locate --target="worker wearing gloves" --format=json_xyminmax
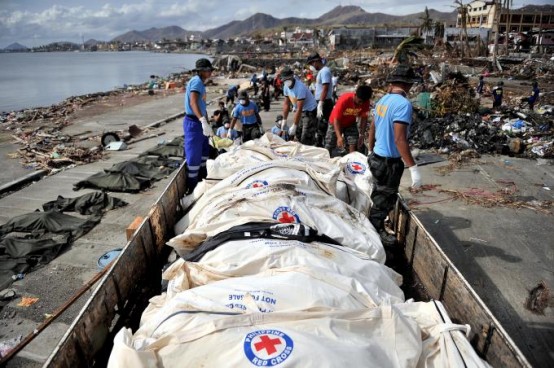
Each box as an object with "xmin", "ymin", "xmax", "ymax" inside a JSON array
[
  {"xmin": 183, "ymin": 58, "xmax": 214, "ymax": 193},
  {"xmin": 307, "ymin": 52, "xmax": 334, "ymax": 147},
  {"xmin": 367, "ymin": 64, "xmax": 421, "ymax": 246},
  {"xmin": 280, "ymin": 66, "xmax": 318, "ymax": 145},
  {"xmin": 325, "ymin": 84, "xmax": 372, "ymax": 156},
  {"xmin": 229, "ymin": 91, "xmax": 263, "ymax": 143}
]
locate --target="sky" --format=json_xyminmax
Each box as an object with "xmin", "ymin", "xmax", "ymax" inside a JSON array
[{"xmin": 1, "ymin": 0, "xmax": 550, "ymax": 48}]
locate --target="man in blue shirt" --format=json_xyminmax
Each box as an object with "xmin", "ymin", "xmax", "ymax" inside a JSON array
[
  {"xmin": 225, "ymin": 85, "xmax": 238, "ymax": 105},
  {"xmin": 183, "ymin": 58, "xmax": 214, "ymax": 193},
  {"xmin": 229, "ymin": 90, "xmax": 263, "ymax": 143},
  {"xmin": 492, "ymin": 81, "xmax": 503, "ymax": 109},
  {"xmin": 307, "ymin": 52, "xmax": 334, "ymax": 147},
  {"xmin": 271, "ymin": 114, "xmax": 289, "ymax": 141},
  {"xmin": 216, "ymin": 122, "xmax": 238, "ymax": 140},
  {"xmin": 367, "ymin": 64, "xmax": 422, "ymax": 246},
  {"xmin": 280, "ymin": 66, "xmax": 318, "ymax": 146},
  {"xmin": 525, "ymin": 81, "xmax": 540, "ymax": 110}
]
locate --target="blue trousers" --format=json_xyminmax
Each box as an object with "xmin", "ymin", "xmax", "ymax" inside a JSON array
[{"xmin": 183, "ymin": 116, "xmax": 210, "ymax": 192}]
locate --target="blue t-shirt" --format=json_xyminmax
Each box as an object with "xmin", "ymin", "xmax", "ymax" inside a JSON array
[
  {"xmin": 226, "ymin": 85, "xmax": 238, "ymax": 98},
  {"xmin": 185, "ymin": 75, "xmax": 207, "ymax": 117},
  {"xmin": 315, "ymin": 66, "xmax": 333, "ymax": 101},
  {"xmin": 284, "ymin": 78, "xmax": 318, "ymax": 112},
  {"xmin": 529, "ymin": 86, "xmax": 540, "ymax": 103},
  {"xmin": 373, "ymin": 93, "xmax": 412, "ymax": 158},
  {"xmin": 216, "ymin": 126, "xmax": 238, "ymax": 139},
  {"xmin": 232, "ymin": 101, "xmax": 259, "ymax": 126},
  {"xmin": 492, "ymin": 86, "xmax": 503, "ymax": 102}
]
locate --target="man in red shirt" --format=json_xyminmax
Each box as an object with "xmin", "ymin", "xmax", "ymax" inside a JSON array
[{"xmin": 325, "ymin": 85, "xmax": 373, "ymax": 155}]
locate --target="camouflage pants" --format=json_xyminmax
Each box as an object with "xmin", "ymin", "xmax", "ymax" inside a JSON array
[
  {"xmin": 368, "ymin": 153, "xmax": 405, "ymax": 232},
  {"xmin": 242, "ymin": 124, "xmax": 262, "ymax": 143},
  {"xmin": 295, "ymin": 109, "xmax": 318, "ymax": 146},
  {"xmin": 316, "ymin": 99, "xmax": 334, "ymax": 147},
  {"xmin": 324, "ymin": 123, "xmax": 359, "ymax": 151}
]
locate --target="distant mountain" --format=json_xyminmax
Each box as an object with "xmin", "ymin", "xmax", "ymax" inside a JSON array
[
  {"xmin": 111, "ymin": 26, "xmax": 202, "ymax": 43},
  {"xmin": 518, "ymin": 4, "xmax": 554, "ymax": 13},
  {"xmin": 4, "ymin": 42, "xmax": 28, "ymax": 51},
  {"xmin": 202, "ymin": 6, "xmax": 458, "ymax": 39},
  {"xmin": 111, "ymin": 5, "xmax": 458, "ymax": 42},
  {"xmin": 84, "ymin": 39, "xmax": 101, "ymax": 46}
]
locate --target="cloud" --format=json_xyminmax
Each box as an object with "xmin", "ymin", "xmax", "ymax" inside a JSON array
[{"xmin": 1, "ymin": 0, "xmax": 551, "ymax": 48}]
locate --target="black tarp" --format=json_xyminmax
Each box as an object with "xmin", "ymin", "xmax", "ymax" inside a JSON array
[
  {"xmin": 183, "ymin": 222, "xmax": 340, "ymax": 262},
  {"xmin": 142, "ymin": 136, "xmax": 184, "ymax": 158},
  {"xmin": 73, "ymin": 171, "xmax": 151, "ymax": 192},
  {"xmin": 73, "ymin": 157, "xmax": 178, "ymax": 192},
  {"xmin": 0, "ymin": 211, "xmax": 101, "ymax": 290},
  {"xmin": 42, "ymin": 192, "xmax": 128, "ymax": 215}
]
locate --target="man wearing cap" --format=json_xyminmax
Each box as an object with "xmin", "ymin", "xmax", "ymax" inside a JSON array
[
  {"xmin": 325, "ymin": 85, "xmax": 373, "ymax": 155},
  {"xmin": 229, "ymin": 91, "xmax": 263, "ymax": 143},
  {"xmin": 279, "ymin": 67, "xmax": 318, "ymax": 145},
  {"xmin": 183, "ymin": 58, "xmax": 214, "ymax": 193},
  {"xmin": 307, "ymin": 52, "xmax": 334, "ymax": 147},
  {"xmin": 367, "ymin": 64, "xmax": 422, "ymax": 246}
]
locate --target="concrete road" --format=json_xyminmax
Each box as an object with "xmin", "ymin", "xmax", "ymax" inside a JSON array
[{"xmin": 399, "ymin": 155, "xmax": 554, "ymax": 368}]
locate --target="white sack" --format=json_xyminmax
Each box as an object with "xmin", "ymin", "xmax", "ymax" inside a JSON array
[
  {"xmin": 396, "ymin": 301, "xmax": 491, "ymax": 368},
  {"xmin": 134, "ymin": 266, "xmax": 394, "ymax": 344},
  {"xmin": 169, "ymin": 183, "xmax": 384, "ymax": 262},
  {"xmin": 109, "ymin": 307, "xmax": 422, "ymax": 368},
  {"xmin": 163, "ymin": 239, "xmax": 403, "ymax": 300},
  {"xmin": 335, "ymin": 151, "xmax": 373, "ymax": 214}
]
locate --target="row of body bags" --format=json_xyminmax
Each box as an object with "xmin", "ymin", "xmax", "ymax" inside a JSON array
[{"xmin": 108, "ymin": 133, "xmax": 490, "ymax": 367}]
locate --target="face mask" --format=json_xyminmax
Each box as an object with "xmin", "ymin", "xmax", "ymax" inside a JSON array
[
  {"xmin": 309, "ymin": 65, "xmax": 317, "ymax": 73},
  {"xmin": 239, "ymin": 99, "xmax": 247, "ymax": 105},
  {"xmin": 224, "ymin": 123, "xmax": 230, "ymax": 129},
  {"xmin": 284, "ymin": 80, "xmax": 294, "ymax": 88}
]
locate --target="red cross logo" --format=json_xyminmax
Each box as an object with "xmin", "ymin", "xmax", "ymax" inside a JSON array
[
  {"xmin": 351, "ymin": 163, "xmax": 363, "ymax": 172},
  {"xmin": 278, "ymin": 212, "xmax": 296, "ymax": 223},
  {"xmin": 254, "ymin": 335, "xmax": 282, "ymax": 355},
  {"xmin": 252, "ymin": 183, "xmax": 263, "ymax": 188}
]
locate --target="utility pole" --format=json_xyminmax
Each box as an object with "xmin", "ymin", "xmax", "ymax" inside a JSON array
[{"xmin": 492, "ymin": 0, "xmax": 501, "ymax": 70}]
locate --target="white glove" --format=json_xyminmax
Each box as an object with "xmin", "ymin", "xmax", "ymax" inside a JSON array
[
  {"xmin": 288, "ymin": 124, "xmax": 297, "ymax": 136},
  {"xmin": 317, "ymin": 101, "xmax": 324, "ymax": 119},
  {"xmin": 200, "ymin": 117, "xmax": 212, "ymax": 137},
  {"xmin": 226, "ymin": 130, "xmax": 232, "ymax": 139},
  {"xmin": 279, "ymin": 119, "xmax": 287, "ymax": 130},
  {"xmin": 409, "ymin": 165, "xmax": 422, "ymax": 188}
]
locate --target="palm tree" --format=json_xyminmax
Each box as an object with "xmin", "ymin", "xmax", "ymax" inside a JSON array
[
  {"xmin": 419, "ymin": 7, "xmax": 434, "ymax": 41},
  {"xmin": 434, "ymin": 21, "xmax": 445, "ymax": 43}
]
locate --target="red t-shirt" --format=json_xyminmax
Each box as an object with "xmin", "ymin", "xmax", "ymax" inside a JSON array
[{"xmin": 329, "ymin": 92, "xmax": 370, "ymax": 128}]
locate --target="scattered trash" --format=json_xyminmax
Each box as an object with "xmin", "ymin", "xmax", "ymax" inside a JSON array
[
  {"xmin": 11, "ymin": 273, "xmax": 24, "ymax": 281},
  {"xmin": 17, "ymin": 296, "xmax": 39, "ymax": 307},
  {"xmin": 0, "ymin": 336, "xmax": 22, "ymax": 358},
  {"xmin": 469, "ymin": 237, "xmax": 488, "ymax": 244},
  {"xmin": 105, "ymin": 141, "xmax": 128, "ymax": 151},
  {"xmin": 97, "ymin": 249, "xmax": 122, "ymax": 270},
  {"xmin": 525, "ymin": 281, "xmax": 551, "ymax": 315}
]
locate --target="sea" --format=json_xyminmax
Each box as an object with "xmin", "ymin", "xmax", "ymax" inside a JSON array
[{"xmin": 0, "ymin": 51, "xmax": 209, "ymax": 113}]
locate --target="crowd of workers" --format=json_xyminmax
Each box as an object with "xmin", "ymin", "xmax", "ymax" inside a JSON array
[{"xmin": 181, "ymin": 54, "xmax": 429, "ymax": 246}]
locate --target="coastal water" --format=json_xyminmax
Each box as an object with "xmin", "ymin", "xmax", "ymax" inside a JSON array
[{"xmin": 0, "ymin": 51, "xmax": 208, "ymax": 113}]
